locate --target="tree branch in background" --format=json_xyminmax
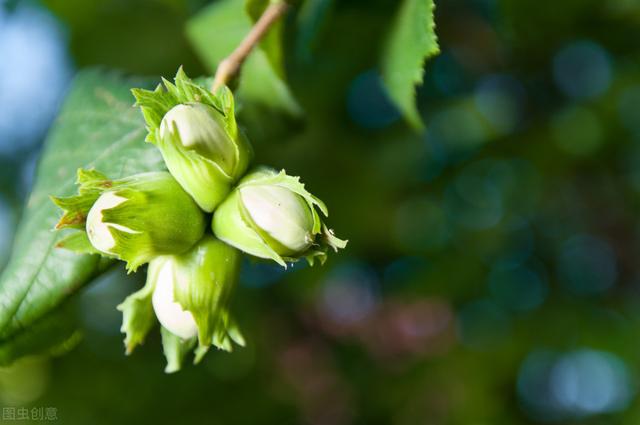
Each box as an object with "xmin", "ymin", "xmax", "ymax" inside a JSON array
[{"xmin": 211, "ymin": 1, "xmax": 290, "ymax": 92}]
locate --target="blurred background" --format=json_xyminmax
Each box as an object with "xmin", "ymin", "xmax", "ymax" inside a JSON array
[{"xmin": 2, "ymin": 0, "xmax": 640, "ymax": 423}]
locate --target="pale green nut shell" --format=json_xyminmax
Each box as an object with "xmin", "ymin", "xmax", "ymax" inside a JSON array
[
  {"xmin": 160, "ymin": 103, "xmax": 236, "ymax": 175},
  {"xmin": 212, "ymin": 177, "xmax": 316, "ymax": 260},
  {"xmin": 84, "ymin": 172, "xmax": 206, "ymax": 271},
  {"xmin": 158, "ymin": 102, "xmax": 252, "ymax": 212},
  {"xmin": 86, "ymin": 192, "xmax": 135, "ymax": 255},
  {"xmin": 240, "ymin": 184, "xmax": 315, "ymax": 255},
  {"xmin": 152, "ymin": 259, "xmax": 198, "ymax": 340},
  {"xmin": 149, "ymin": 235, "xmax": 242, "ymax": 351}
]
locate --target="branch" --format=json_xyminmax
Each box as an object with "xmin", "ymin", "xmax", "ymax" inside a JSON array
[{"xmin": 211, "ymin": 1, "xmax": 289, "ymax": 92}]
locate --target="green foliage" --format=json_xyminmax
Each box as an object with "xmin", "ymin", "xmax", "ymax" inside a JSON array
[
  {"xmin": 6, "ymin": 0, "xmax": 435, "ymax": 375},
  {"xmin": 294, "ymin": 0, "xmax": 335, "ymax": 62},
  {"xmin": 5, "ymin": 0, "xmax": 640, "ymax": 421},
  {"xmin": 42, "ymin": 0, "xmax": 207, "ymax": 77},
  {"xmin": 0, "ymin": 70, "xmax": 165, "ymax": 362},
  {"xmin": 0, "ymin": 301, "xmax": 82, "ymax": 366},
  {"xmin": 186, "ymin": 0, "xmax": 301, "ymax": 117},
  {"xmin": 381, "ymin": 0, "xmax": 440, "ymax": 130},
  {"xmin": 0, "ymin": 0, "xmax": 420, "ymax": 372}
]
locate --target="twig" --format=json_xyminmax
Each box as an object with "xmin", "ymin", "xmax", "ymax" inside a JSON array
[{"xmin": 211, "ymin": 1, "xmax": 289, "ymax": 92}]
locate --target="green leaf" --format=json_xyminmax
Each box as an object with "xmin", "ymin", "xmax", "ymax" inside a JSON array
[
  {"xmin": 0, "ymin": 70, "xmax": 165, "ymax": 353},
  {"xmin": 0, "ymin": 300, "xmax": 82, "ymax": 366},
  {"xmin": 187, "ymin": 0, "xmax": 302, "ymax": 117},
  {"xmin": 381, "ymin": 0, "xmax": 440, "ymax": 130},
  {"xmin": 294, "ymin": 0, "xmax": 335, "ymax": 63}
]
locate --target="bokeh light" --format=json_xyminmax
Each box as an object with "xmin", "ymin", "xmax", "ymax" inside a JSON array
[
  {"xmin": 382, "ymin": 257, "xmax": 430, "ymax": 290},
  {"xmin": 457, "ymin": 299, "xmax": 510, "ymax": 350},
  {"xmin": 319, "ymin": 262, "xmax": 379, "ymax": 326},
  {"xmin": 557, "ymin": 234, "xmax": 617, "ymax": 295},
  {"xmin": 420, "ymin": 134, "xmax": 449, "ymax": 182},
  {"xmin": 491, "ymin": 217, "xmax": 535, "ymax": 268},
  {"xmin": 552, "ymin": 40, "xmax": 612, "ymax": 100},
  {"xmin": 240, "ymin": 258, "xmax": 296, "ymax": 288},
  {"xmin": 622, "ymin": 138, "xmax": 640, "ymax": 192},
  {"xmin": 0, "ymin": 193, "xmax": 15, "ymax": 267},
  {"xmin": 474, "ymin": 74, "xmax": 525, "ymax": 135},
  {"xmin": 445, "ymin": 159, "xmax": 512, "ymax": 230},
  {"xmin": 346, "ymin": 69, "xmax": 400, "ymax": 129},
  {"xmin": 488, "ymin": 262, "xmax": 547, "ymax": 312},
  {"xmin": 551, "ymin": 105, "xmax": 604, "ymax": 156},
  {"xmin": 79, "ymin": 267, "xmax": 143, "ymax": 337},
  {"xmin": 617, "ymin": 85, "xmax": 640, "ymax": 135},
  {"xmin": 392, "ymin": 196, "xmax": 450, "ymax": 254},
  {"xmin": 0, "ymin": 357, "xmax": 49, "ymax": 406},
  {"xmin": 518, "ymin": 349, "xmax": 634, "ymax": 421},
  {"xmin": 0, "ymin": 3, "xmax": 72, "ymax": 155},
  {"xmin": 550, "ymin": 349, "xmax": 633, "ymax": 416},
  {"xmin": 428, "ymin": 103, "xmax": 489, "ymax": 157},
  {"xmin": 428, "ymin": 50, "xmax": 473, "ymax": 96},
  {"xmin": 1, "ymin": 0, "xmax": 640, "ymax": 423}
]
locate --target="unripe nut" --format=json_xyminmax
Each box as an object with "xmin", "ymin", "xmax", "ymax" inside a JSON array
[
  {"xmin": 160, "ymin": 103, "xmax": 236, "ymax": 176},
  {"xmin": 240, "ymin": 185, "xmax": 314, "ymax": 256},
  {"xmin": 152, "ymin": 261, "xmax": 198, "ymax": 340},
  {"xmin": 86, "ymin": 192, "xmax": 136, "ymax": 255}
]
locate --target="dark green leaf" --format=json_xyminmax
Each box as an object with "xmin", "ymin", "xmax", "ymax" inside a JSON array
[
  {"xmin": 381, "ymin": 0, "xmax": 440, "ymax": 130},
  {"xmin": 0, "ymin": 300, "xmax": 82, "ymax": 366},
  {"xmin": 0, "ymin": 70, "xmax": 164, "ymax": 350},
  {"xmin": 294, "ymin": 0, "xmax": 335, "ymax": 62}
]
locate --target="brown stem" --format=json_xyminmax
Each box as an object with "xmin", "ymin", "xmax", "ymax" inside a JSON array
[{"xmin": 211, "ymin": 1, "xmax": 289, "ymax": 92}]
